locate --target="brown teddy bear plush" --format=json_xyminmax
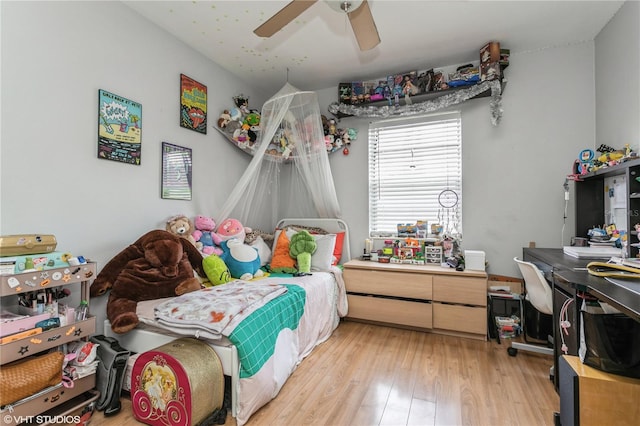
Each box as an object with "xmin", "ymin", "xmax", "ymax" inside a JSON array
[
  {"xmin": 166, "ymin": 214, "xmax": 197, "ymax": 247},
  {"xmin": 90, "ymin": 229, "xmax": 205, "ymax": 334}
]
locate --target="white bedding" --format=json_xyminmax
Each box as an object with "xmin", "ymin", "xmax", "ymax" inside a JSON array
[{"xmin": 133, "ymin": 267, "xmax": 347, "ymax": 425}]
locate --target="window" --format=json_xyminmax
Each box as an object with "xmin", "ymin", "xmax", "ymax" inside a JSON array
[{"xmin": 368, "ymin": 111, "xmax": 462, "ymax": 237}]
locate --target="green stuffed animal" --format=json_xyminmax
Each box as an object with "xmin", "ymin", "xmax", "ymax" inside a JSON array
[
  {"xmin": 203, "ymin": 253, "xmax": 232, "ymax": 286},
  {"xmin": 289, "ymin": 230, "xmax": 317, "ymax": 273}
]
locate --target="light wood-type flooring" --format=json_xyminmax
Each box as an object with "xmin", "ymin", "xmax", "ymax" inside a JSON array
[{"xmin": 89, "ymin": 320, "xmax": 558, "ymax": 426}]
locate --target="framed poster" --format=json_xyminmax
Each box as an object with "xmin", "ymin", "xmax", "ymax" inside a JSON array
[
  {"xmin": 98, "ymin": 89, "xmax": 142, "ymax": 165},
  {"xmin": 180, "ymin": 74, "xmax": 207, "ymax": 134},
  {"xmin": 161, "ymin": 142, "xmax": 192, "ymax": 200}
]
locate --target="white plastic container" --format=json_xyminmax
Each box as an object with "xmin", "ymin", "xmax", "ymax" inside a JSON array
[{"xmin": 465, "ymin": 250, "xmax": 486, "ymax": 271}]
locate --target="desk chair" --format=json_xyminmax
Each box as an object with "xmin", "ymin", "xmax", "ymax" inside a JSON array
[{"xmin": 509, "ymin": 257, "xmax": 554, "ymax": 359}]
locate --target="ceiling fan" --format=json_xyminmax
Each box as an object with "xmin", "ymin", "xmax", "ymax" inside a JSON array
[{"xmin": 254, "ymin": 0, "xmax": 380, "ymax": 51}]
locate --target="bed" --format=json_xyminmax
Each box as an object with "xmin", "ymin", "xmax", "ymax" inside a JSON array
[{"xmin": 103, "ymin": 218, "xmax": 351, "ymax": 425}]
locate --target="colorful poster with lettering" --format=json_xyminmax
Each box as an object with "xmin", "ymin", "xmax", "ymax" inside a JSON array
[
  {"xmin": 98, "ymin": 89, "xmax": 142, "ymax": 165},
  {"xmin": 180, "ymin": 74, "xmax": 207, "ymax": 134}
]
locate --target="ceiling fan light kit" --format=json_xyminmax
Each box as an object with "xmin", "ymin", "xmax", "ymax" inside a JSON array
[{"xmin": 254, "ymin": 0, "xmax": 380, "ymax": 51}]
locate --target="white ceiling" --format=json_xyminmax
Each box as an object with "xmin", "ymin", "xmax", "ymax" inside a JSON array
[{"xmin": 123, "ymin": 0, "xmax": 624, "ymax": 94}]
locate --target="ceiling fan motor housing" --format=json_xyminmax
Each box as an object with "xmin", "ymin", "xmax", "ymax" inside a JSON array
[{"xmin": 327, "ymin": 1, "xmax": 365, "ymax": 14}]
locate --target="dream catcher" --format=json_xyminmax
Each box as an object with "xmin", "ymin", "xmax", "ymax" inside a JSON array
[
  {"xmin": 438, "ymin": 188, "xmax": 460, "ymax": 237},
  {"xmin": 437, "ymin": 141, "xmax": 461, "ymax": 240}
]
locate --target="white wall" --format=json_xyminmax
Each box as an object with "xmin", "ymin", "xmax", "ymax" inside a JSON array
[
  {"xmin": 595, "ymin": 0, "xmax": 639, "ymax": 152},
  {"xmin": 320, "ymin": 42, "xmax": 596, "ymax": 277}
]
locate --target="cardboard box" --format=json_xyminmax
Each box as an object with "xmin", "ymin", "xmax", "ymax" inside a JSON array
[
  {"xmin": 480, "ymin": 42, "xmax": 500, "ymax": 64},
  {"xmin": 488, "ymin": 274, "xmax": 523, "ymax": 294}
]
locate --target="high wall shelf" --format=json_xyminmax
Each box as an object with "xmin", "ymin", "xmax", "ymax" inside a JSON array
[
  {"xmin": 330, "ymin": 79, "xmax": 507, "ymax": 120},
  {"xmin": 0, "ymin": 262, "xmax": 98, "ymax": 425}
]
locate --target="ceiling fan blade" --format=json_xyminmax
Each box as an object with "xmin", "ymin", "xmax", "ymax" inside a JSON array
[
  {"xmin": 348, "ymin": 0, "xmax": 380, "ymax": 51},
  {"xmin": 254, "ymin": 0, "xmax": 319, "ymax": 38}
]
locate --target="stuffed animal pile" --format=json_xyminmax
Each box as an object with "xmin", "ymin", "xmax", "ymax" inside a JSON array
[
  {"xmin": 191, "ymin": 216, "xmax": 270, "ymax": 281},
  {"xmin": 92, "ymin": 217, "xmax": 283, "ymax": 333},
  {"xmin": 217, "ymin": 94, "xmax": 260, "ymax": 148}
]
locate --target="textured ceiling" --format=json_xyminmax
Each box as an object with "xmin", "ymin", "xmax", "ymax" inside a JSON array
[{"xmin": 123, "ymin": 0, "xmax": 624, "ymax": 94}]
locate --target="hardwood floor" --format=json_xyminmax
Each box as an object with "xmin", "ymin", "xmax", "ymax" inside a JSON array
[{"xmin": 89, "ymin": 320, "xmax": 558, "ymax": 426}]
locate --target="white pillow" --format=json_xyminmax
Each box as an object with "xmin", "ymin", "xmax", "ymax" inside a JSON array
[
  {"xmin": 250, "ymin": 236, "xmax": 272, "ymax": 267},
  {"xmin": 310, "ymin": 233, "xmax": 337, "ymax": 272}
]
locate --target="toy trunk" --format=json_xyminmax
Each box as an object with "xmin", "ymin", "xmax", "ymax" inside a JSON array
[
  {"xmin": 131, "ymin": 338, "xmax": 224, "ymax": 426},
  {"xmin": 0, "ymin": 234, "xmax": 57, "ymax": 257}
]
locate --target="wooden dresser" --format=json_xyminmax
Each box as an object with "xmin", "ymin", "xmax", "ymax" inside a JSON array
[{"xmin": 343, "ymin": 259, "xmax": 488, "ymax": 340}]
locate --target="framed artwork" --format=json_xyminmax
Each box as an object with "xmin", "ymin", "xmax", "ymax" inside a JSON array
[
  {"xmin": 98, "ymin": 89, "xmax": 142, "ymax": 165},
  {"xmin": 180, "ymin": 74, "xmax": 207, "ymax": 134},
  {"xmin": 161, "ymin": 142, "xmax": 192, "ymax": 200}
]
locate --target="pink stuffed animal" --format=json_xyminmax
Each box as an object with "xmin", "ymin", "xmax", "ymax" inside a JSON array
[
  {"xmin": 192, "ymin": 215, "xmax": 223, "ymax": 256},
  {"xmin": 215, "ymin": 218, "xmax": 251, "ymax": 246}
]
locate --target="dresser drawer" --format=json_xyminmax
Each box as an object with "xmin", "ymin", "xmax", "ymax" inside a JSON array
[
  {"xmin": 344, "ymin": 268, "xmax": 432, "ymax": 300},
  {"xmin": 432, "ymin": 303, "xmax": 486, "ymax": 335},
  {"xmin": 433, "ymin": 275, "xmax": 487, "ymax": 306},
  {"xmin": 347, "ymin": 294, "xmax": 432, "ymax": 329}
]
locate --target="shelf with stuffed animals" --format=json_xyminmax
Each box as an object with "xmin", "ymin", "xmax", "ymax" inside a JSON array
[
  {"xmin": 215, "ymin": 94, "xmax": 359, "ymax": 160},
  {"xmin": 329, "ymin": 42, "xmax": 509, "ymax": 124}
]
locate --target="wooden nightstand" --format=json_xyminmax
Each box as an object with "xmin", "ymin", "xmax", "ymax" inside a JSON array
[{"xmin": 343, "ymin": 260, "xmax": 488, "ymax": 340}]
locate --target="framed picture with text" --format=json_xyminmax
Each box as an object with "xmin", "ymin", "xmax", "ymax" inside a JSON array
[
  {"xmin": 98, "ymin": 89, "xmax": 142, "ymax": 164},
  {"xmin": 180, "ymin": 74, "xmax": 207, "ymax": 134},
  {"xmin": 161, "ymin": 142, "xmax": 192, "ymax": 200}
]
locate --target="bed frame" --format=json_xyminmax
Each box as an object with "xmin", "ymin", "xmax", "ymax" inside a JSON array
[{"xmin": 104, "ymin": 218, "xmax": 350, "ymax": 419}]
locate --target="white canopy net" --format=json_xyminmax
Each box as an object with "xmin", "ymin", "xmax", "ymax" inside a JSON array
[{"xmin": 215, "ymin": 83, "xmax": 342, "ymax": 232}]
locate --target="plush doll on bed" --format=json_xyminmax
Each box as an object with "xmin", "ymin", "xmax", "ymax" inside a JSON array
[
  {"xmin": 166, "ymin": 215, "xmax": 197, "ymax": 247},
  {"xmin": 89, "ymin": 229, "xmax": 206, "ymax": 334},
  {"xmin": 289, "ymin": 230, "xmax": 317, "ymax": 273},
  {"xmin": 214, "ymin": 218, "xmax": 251, "ymax": 246},
  {"xmin": 192, "ymin": 215, "xmax": 223, "ymax": 256},
  {"xmin": 219, "ymin": 237, "xmax": 264, "ymax": 281}
]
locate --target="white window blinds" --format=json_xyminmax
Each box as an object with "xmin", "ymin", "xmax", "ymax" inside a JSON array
[{"xmin": 368, "ymin": 111, "xmax": 462, "ymax": 236}]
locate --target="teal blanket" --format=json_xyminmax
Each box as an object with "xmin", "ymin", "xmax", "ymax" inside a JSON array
[{"xmin": 228, "ymin": 284, "xmax": 306, "ymax": 378}]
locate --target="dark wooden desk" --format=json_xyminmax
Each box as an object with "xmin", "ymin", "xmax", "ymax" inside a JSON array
[
  {"xmin": 524, "ymin": 248, "xmax": 640, "ymax": 322},
  {"xmin": 523, "ymin": 247, "xmax": 640, "ymax": 401}
]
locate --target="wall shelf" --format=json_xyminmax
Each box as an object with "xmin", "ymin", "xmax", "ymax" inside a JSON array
[{"xmin": 328, "ymin": 78, "xmax": 506, "ymax": 121}]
